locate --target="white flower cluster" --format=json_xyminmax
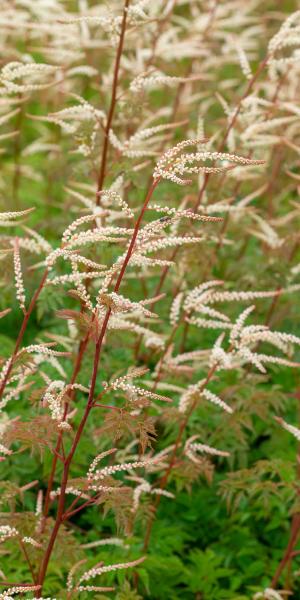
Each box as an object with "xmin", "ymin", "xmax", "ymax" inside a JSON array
[
  {"xmin": 0, "ymin": 586, "xmax": 42, "ymax": 600},
  {"xmin": 126, "ymin": 0, "xmax": 151, "ymax": 20},
  {"xmin": 0, "ymin": 207, "xmax": 34, "ymax": 224},
  {"xmin": 98, "ymin": 189, "xmax": 134, "ymax": 218},
  {"xmin": 274, "ymin": 417, "xmax": 300, "ymax": 442},
  {"xmin": 62, "ymin": 213, "xmax": 101, "ymax": 244},
  {"xmin": 130, "ymin": 72, "xmax": 198, "ymax": 94},
  {"xmin": 88, "ymin": 457, "xmax": 158, "ymax": 491},
  {"xmin": 0, "ymin": 525, "xmax": 18, "ymax": 541},
  {"xmin": 0, "ymin": 61, "xmax": 59, "ymax": 93},
  {"xmin": 43, "ymin": 381, "xmax": 87, "ymax": 430},
  {"xmin": 178, "ymin": 379, "xmax": 233, "ymax": 415},
  {"xmin": 50, "ymin": 485, "xmax": 90, "ymax": 501},
  {"xmin": 137, "ymin": 235, "xmax": 204, "ymax": 255},
  {"xmin": 202, "ymin": 389, "xmax": 233, "ymax": 414},
  {"xmin": 170, "ymin": 292, "xmax": 184, "ymax": 326},
  {"xmin": 149, "ymin": 204, "xmax": 223, "ymax": 223},
  {"xmin": 268, "ymin": 10, "xmax": 300, "ymax": 56},
  {"xmin": 253, "ymin": 588, "xmax": 284, "ymax": 600},
  {"xmin": 77, "ymin": 556, "xmax": 146, "ymax": 585},
  {"xmin": 0, "ymin": 525, "xmax": 40, "ymax": 548},
  {"xmin": 87, "ymin": 448, "xmax": 118, "ymax": 480},
  {"xmin": 47, "ymin": 99, "xmax": 105, "ymax": 133},
  {"xmin": 22, "ymin": 536, "xmax": 41, "ymax": 548},
  {"xmin": 46, "ymin": 247, "xmax": 107, "ymax": 270},
  {"xmin": 248, "ymin": 214, "xmax": 284, "ymax": 249},
  {"xmin": 178, "ymin": 379, "xmax": 205, "ymax": 414},
  {"xmin": 131, "ymin": 478, "xmax": 174, "ymax": 513},
  {"xmin": 20, "ymin": 344, "xmax": 69, "ymax": 357},
  {"xmin": 109, "ymin": 121, "xmax": 193, "ymax": 160},
  {"xmin": 81, "ymin": 537, "xmax": 129, "ymax": 550},
  {"xmin": 104, "ymin": 378, "xmax": 170, "ymax": 405},
  {"xmin": 61, "ymin": 14, "xmax": 123, "ymax": 47},
  {"xmin": 207, "ymin": 306, "xmax": 300, "ymax": 374},
  {"xmin": 153, "ymin": 139, "xmax": 264, "ymax": 185},
  {"xmin": 185, "ymin": 435, "xmax": 230, "ymax": 464},
  {"xmin": 236, "ymin": 42, "xmax": 252, "ymax": 80},
  {"xmin": 12, "ymin": 238, "xmax": 26, "ymax": 312},
  {"xmin": 106, "ymin": 315, "xmax": 165, "ymax": 349}
]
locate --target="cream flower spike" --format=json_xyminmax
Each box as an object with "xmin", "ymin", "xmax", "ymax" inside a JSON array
[{"xmin": 153, "ymin": 139, "xmax": 265, "ymax": 185}]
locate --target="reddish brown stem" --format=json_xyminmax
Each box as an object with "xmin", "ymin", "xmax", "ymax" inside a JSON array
[
  {"xmin": 0, "ymin": 268, "xmax": 49, "ymax": 400},
  {"xmin": 96, "ymin": 0, "xmax": 130, "ymax": 202},
  {"xmin": 42, "ymin": 332, "xmax": 90, "ymax": 520},
  {"xmin": 142, "ymin": 362, "xmax": 219, "ymax": 552},
  {"xmin": 18, "ymin": 538, "xmax": 37, "ymax": 584},
  {"xmin": 271, "ymin": 515, "xmax": 300, "ymax": 588},
  {"xmin": 41, "ymin": 0, "xmax": 131, "ymax": 519},
  {"xmin": 36, "ymin": 179, "xmax": 159, "ymax": 595},
  {"xmin": 153, "ymin": 54, "xmax": 270, "ymax": 299}
]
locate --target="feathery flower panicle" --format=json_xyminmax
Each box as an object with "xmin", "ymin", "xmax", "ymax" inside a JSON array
[
  {"xmin": 170, "ymin": 292, "xmax": 184, "ymax": 326},
  {"xmin": 0, "ymin": 207, "xmax": 35, "ymax": 222},
  {"xmin": 81, "ymin": 537, "xmax": 129, "ymax": 550},
  {"xmin": 131, "ymin": 478, "xmax": 174, "ymax": 513},
  {"xmin": 87, "ymin": 448, "xmax": 117, "ymax": 480},
  {"xmin": 78, "ymin": 556, "xmax": 146, "ymax": 585},
  {"xmin": 236, "ymin": 42, "xmax": 252, "ymax": 80},
  {"xmin": 103, "ymin": 378, "xmax": 171, "ymax": 404},
  {"xmin": 0, "ymin": 586, "xmax": 42, "ymax": 600},
  {"xmin": 0, "ymin": 525, "xmax": 40, "ymax": 548},
  {"xmin": 22, "ymin": 226, "xmax": 52, "ymax": 254},
  {"xmin": 187, "ymin": 316, "xmax": 232, "ymax": 331},
  {"xmin": 230, "ymin": 305, "xmax": 255, "ymax": 345},
  {"xmin": 50, "ymin": 485, "xmax": 90, "ymax": 501},
  {"xmin": 126, "ymin": 0, "xmax": 151, "ymax": 20},
  {"xmin": 1, "ymin": 61, "xmax": 60, "ymax": 93},
  {"xmin": 148, "ymin": 204, "xmax": 223, "ymax": 223},
  {"xmin": 46, "ymin": 248, "xmax": 110, "ymax": 269},
  {"xmin": 153, "ymin": 139, "xmax": 264, "ymax": 185},
  {"xmin": 178, "ymin": 379, "xmax": 206, "ymax": 414},
  {"xmin": 130, "ymin": 72, "xmax": 201, "ymax": 94},
  {"xmin": 47, "ymin": 271, "xmax": 103, "ymax": 287},
  {"xmin": 274, "ymin": 417, "xmax": 300, "ymax": 441},
  {"xmin": 36, "ymin": 489, "xmax": 43, "ymax": 516},
  {"xmin": 0, "ymin": 525, "xmax": 19, "ymax": 541},
  {"xmin": 19, "ymin": 344, "xmax": 69, "ymax": 358},
  {"xmin": 183, "ymin": 280, "xmax": 224, "ymax": 313},
  {"xmin": 185, "ymin": 435, "xmax": 230, "ymax": 464},
  {"xmin": 12, "ymin": 238, "xmax": 26, "ymax": 312},
  {"xmin": 97, "ymin": 291, "xmax": 157, "ymax": 318},
  {"xmin": 62, "ymin": 213, "xmax": 104, "ymax": 244},
  {"xmin": 98, "ymin": 189, "xmax": 134, "ymax": 218},
  {"xmin": 253, "ymin": 589, "xmax": 285, "ymax": 600},
  {"xmin": 89, "ymin": 457, "xmax": 160, "ymax": 487},
  {"xmin": 202, "ymin": 389, "xmax": 234, "ymax": 414}
]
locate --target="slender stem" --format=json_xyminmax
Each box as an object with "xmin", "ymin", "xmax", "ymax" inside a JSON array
[
  {"xmin": 153, "ymin": 54, "xmax": 270, "ymax": 299},
  {"xmin": 96, "ymin": 0, "xmax": 130, "ymax": 202},
  {"xmin": 18, "ymin": 539, "xmax": 37, "ymax": 584},
  {"xmin": 0, "ymin": 268, "xmax": 49, "ymax": 400},
  {"xmin": 41, "ymin": 0, "xmax": 131, "ymax": 519},
  {"xmin": 142, "ymin": 361, "xmax": 219, "ymax": 552},
  {"xmin": 42, "ymin": 332, "xmax": 90, "ymax": 521},
  {"xmin": 271, "ymin": 515, "xmax": 300, "ymax": 588},
  {"xmin": 36, "ymin": 179, "xmax": 159, "ymax": 595}
]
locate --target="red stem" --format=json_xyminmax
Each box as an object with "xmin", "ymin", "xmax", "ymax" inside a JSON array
[
  {"xmin": 96, "ymin": 0, "xmax": 130, "ymax": 202},
  {"xmin": 142, "ymin": 362, "xmax": 219, "ymax": 551},
  {"xmin": 0, "ymin": 268, "xmax": 49, "ymax": 400},
  {"xmin": 36, "ymin": 178, "xmax": 159, "ymax": 595}
]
